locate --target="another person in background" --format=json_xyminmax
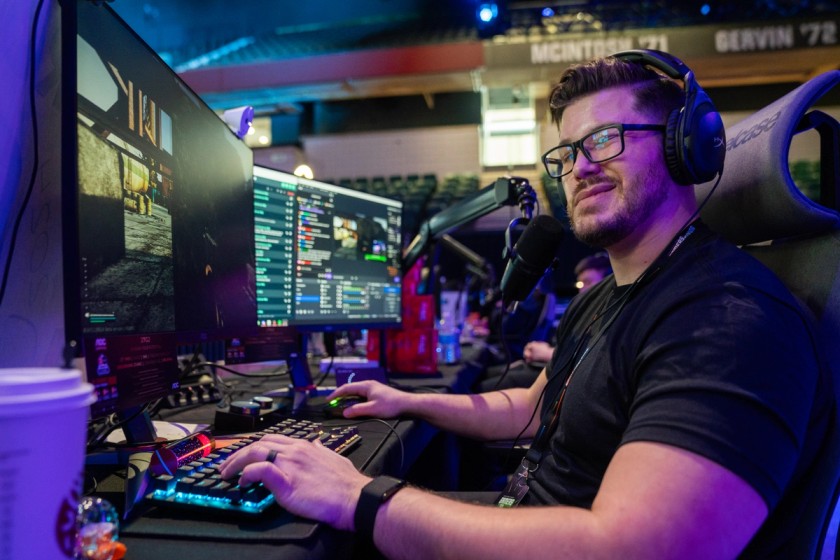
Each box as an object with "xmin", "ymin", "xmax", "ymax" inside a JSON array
[
  {"xmin": 573, "ymin": 251, "xmax": 612, "ymax": 292},
  {"xmin": 474, "ymin": 272, "xmax": 556, "ymax": 370},
  {"xmin": 521, "ymin": 252, "xmax": 612, "ymax": 367}
]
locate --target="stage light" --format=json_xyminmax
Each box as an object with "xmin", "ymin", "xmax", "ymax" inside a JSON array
[
  {"xmin": 477, "ymin": 3, "xmax": 498, "ymax": 24},
  {"xmin": 700, "ymin": 3, "xmax": 711, "ymax": 16},
  {"xmin": 475, "ymin": 1, "xmax": 510, "ymax": 39},
  {"xmin": 542, "ymin": 7, "xmax": 555, "ymax": 18}
]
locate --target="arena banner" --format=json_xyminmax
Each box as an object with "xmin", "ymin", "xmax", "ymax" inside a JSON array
[{"xmin": 484, "ymin": 16, "xmax": 840, "ymax": 68}]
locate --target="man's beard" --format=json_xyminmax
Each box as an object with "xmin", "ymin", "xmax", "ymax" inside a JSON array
[{"xmin": 566, "ymin": 166, "xmax": 667, "ymax": 248}]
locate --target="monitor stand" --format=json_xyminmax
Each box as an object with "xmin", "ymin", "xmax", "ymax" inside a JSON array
[
  {"xmin": 286, "ymin": 334, "xmax": 335, "ymax": 413},
  {"xmin": 118, "ymin": 406, "xmax": 159, "ymax": 445},
  {"xmin": 86, "ymin": 407, "xmax": 208, "ymax": 466},
  {"xmin": 84, "ymin": 407, "xmax": 159, "ymax": 467},
  {"xmin": 270, "ymin": 331, "xmax": 391, "ymax": 412}
]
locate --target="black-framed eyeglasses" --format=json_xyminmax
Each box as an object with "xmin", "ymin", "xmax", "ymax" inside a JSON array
[{"xmin": 541, "ymin": 123, "xmax": 667, "ymax": 179}]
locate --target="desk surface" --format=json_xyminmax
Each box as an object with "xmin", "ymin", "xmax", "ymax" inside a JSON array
[{"xmin": 87, "ymin": 355, "xmax": 483, "ymax": 560}]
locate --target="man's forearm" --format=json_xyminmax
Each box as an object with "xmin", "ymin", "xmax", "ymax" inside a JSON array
[
  {"xmin": 400, "ymin": 388, "xmax": 537, "ymax": 441},
  {"xmin": 371, "ymin": 488, "xmax": 599, "ymax": 560},
  {"xmin": 366, "ymin": 442, "xmax": 767, "ymax": 560}
]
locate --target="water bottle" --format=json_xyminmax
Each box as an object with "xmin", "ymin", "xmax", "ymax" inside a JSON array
[{"xmin": 437, "ymin": 308, "xmax": 461, "ymax": 364}]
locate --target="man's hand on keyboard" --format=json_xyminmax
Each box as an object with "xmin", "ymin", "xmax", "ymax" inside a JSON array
[{"xmin": 219, "ymin": 434, "xmax": 371, "ymax": 531}]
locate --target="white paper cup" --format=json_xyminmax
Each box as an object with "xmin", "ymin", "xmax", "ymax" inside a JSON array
[{"xmin": 0, "ymin": 368, "xmax": 95, "ymax": 560}]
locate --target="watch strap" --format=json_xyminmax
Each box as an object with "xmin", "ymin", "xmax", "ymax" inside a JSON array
[{"xmin": 354, "ymin": 476, "xmax": 406, "ymax": 540}]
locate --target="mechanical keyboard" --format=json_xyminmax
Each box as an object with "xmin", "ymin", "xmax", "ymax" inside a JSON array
[{"xmin": 143, "ymin": 417, "xmax": 361, "ymax": 516}]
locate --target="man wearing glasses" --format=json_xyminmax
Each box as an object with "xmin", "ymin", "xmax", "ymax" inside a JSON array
[{"xmin": 221, "ymin": 52, "xmax": 829, "ymax": 559}]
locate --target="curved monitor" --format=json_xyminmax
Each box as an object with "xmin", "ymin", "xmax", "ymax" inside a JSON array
[{"xmin": 253, "ymin": 165, "xmax": 402, "ymax": 331}]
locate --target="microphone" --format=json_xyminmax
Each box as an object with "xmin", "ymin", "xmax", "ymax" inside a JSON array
[{"xmin": 500, "ymin": 214, "xmax": 565, "ymax": 305}]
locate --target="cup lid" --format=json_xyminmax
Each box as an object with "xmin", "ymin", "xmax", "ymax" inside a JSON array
[{"xmin": 0, "ymin": 368, "xmax": 95, "ymax": 414}]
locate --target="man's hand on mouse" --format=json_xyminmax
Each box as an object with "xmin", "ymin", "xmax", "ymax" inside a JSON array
[
  {"xmin": 323, "ymin": 395, "xmax": 366, "ymax": 418},
  {"xmin": 327, "ymin": 380, "xmax": 408, "ymax": 419}
]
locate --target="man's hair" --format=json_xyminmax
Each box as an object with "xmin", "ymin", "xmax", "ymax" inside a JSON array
[
  {"xmin": 574, "ymin": 252, "xmax": 612, "ymax": 276},
  {"xmin": 548, "ymin": 56, "xmax": 685, "ymax": 126}
]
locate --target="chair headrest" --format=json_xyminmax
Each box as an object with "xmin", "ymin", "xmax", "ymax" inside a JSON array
[{"xmin": 697, "ymin": 71, "xmax": 840, "ymax": 246}]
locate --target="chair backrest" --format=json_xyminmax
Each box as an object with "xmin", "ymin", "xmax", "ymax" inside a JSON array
[
  {"xmin": 697, "ymin": 70, "xmax": 840, "ymax": 559},
  {"xmin": 530, "ymin": 291, "xmax": 557, "ymax": 344}
]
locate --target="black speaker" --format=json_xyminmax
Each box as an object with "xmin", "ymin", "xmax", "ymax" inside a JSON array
[{"xmin": 613, "ymin": 49, "xmax": 725, "ymax": 185}]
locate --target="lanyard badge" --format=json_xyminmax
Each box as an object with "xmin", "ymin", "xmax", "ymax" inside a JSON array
[{"xmin": 496, "ymin": 457, "xmax": 538, "ymax": 507}]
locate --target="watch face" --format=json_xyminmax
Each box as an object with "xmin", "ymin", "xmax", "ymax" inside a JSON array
[
  {"xmin": 380, "ymin": 478, "xmax": 406, "ymax": 499},
  {"xmin": 366, "ymin": 476, "xmax": 405, "ymax": 500}
]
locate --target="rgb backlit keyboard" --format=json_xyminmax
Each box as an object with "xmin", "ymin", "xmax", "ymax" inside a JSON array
[{"xmin": 144, "ymin": 418, "xmax": 361, "ymax": 516}]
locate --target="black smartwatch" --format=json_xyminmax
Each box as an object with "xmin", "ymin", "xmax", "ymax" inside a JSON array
[{"xmin": 354, "ymin": 476, "xmax": 407, "ymax": 541}]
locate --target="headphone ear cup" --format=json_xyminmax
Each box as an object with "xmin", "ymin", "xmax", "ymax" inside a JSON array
[
  {"xmin": 663, "ymin": 108, "xmax": 690, "ymax": 185},
  {"xmin": 682, "ymin": 92, "xmax": 726, "ymax": 184},
  {"xmin": 611, "ymin": 50, "xmax": 725, "ymax": 185}
]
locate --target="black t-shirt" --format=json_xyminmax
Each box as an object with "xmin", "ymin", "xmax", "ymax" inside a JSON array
[{"xmin": 522, "ymin": 222, "xmax": 832, "ymax": 556}]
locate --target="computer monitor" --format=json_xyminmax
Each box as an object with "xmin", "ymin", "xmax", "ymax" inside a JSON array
[
  {"xmin": 253, "ymin": 165, "xmax": 403, "ymax": 331},
  {"xmin": 62, "ymin": 1, "xmax": 256, "ymax": 443},
  {"xmin": 252, "ymin": 165, "xmax": 402, "ymax": 394}
]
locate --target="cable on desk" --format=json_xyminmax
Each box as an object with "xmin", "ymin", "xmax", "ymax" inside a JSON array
[
  {"xmin": 188, "ymin": 361, "xmax": 290, "ymax": 380},
  {"xmin": 86, "ymin": 393, "xmax": 202, "ymax": 452},
  {"xmin": 313, "ymin": 355, "xmax": 335, "ymax": 387},
  {"xmin": 355, "ymin": 418, "xmax": 405, "ymax": 475},
  {"xmin": 182, "ymin": 359, "xmax": 290, "ymax": 410},
  {"xmin": 81, "ymin": 472, "xmax": 99, "ymax": 497},
  {"xmin": 86, "ymin": 399, "xmax": 161, "ymax": 451}
]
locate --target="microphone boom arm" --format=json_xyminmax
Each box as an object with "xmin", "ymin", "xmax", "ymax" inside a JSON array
[
  {"xmin": 439, "ymin": 234, "xmax": 494, "ymax": 283},
  {"xmin": 402, "ymin": 176, "xmax": 536, "ymax": 271}
]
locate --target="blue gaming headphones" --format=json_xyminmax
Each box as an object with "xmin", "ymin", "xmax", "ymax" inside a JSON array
[{"xmin": 613, "ymin": 49, "xmax": 726, "ymax": 185}]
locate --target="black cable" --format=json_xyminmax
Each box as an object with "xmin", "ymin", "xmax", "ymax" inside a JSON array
[
  {"xmin": 0, "ymin": 0, "xmax": 46, "ymax": 306},
  {"xmin": 86, "ymin": 398, "xmax": 161, "ymax": 451},
  {"xmin": 490, "ymin": 305, "xmax": 515, "ymax": 391},
  {"xmin": 190, "ymin": 360, "xmax": 291, "ymax": 410},
  {"xmin": 492, "ymin": 362, "xmax": 554, "ymax": 483},
  {"xmin": 355, "ymin": 418, "xmax": 405, "ymax": 474},
  {"xmin": 190, "ymin": 361, "xmax": 290, "ymax": 379},
  {"xmin": 313, "ymin": 354, "xmax": 335, "ymax": 387},
  {"xmin": 81, "ymin": 472, "xmax": 99, "ymax": 497}
]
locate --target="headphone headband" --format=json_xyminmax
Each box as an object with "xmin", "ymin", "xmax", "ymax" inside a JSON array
[
  {"xmin": 611, "ymin": 49, "xmax": 725, "ymax": 185},
  {"xmin": 612, "ymin": 49, "xmax": 690, "ymax": 81}
]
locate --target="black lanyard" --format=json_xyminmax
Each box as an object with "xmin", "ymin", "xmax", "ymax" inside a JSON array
[{"xmin": 524, "ymin": 287, "xmax": 626, "ymax": 464}]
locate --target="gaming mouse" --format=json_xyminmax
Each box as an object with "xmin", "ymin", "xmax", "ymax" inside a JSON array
[{"xmin": 323, "ymin": 395, "xmax": 366, "ymax": 417}]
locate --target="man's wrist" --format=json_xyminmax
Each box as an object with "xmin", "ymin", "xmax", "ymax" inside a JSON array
[{"xmin": 354, "ymin": 475, "xmax": 407, "ymax": 541}]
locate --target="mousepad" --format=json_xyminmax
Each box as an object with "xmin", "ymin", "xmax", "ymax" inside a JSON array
[{"xmin": 121, "ymin": 502, "xmax": 319, "ymax": 543}]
